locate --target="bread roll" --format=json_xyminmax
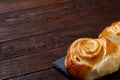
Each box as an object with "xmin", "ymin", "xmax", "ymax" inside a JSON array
[
  {"xmin": 99, "ymin": 21, "xmax": 120, "ymax": 44},
  {"xmin": 65, "ymin": 38, "xmax": 120, "ymax": 80}
]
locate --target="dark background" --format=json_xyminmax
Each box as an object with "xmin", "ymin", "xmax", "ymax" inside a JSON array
[{"xmin": 0, "ymin": 0, "xmax": 120, "ymax": 80}]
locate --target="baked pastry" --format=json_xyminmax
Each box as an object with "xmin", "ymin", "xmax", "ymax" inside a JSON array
[
  {"xmin": 64, "ymin": 22, "xmax": 120, "ymax": 80},
  {"xmin": 99, "ymin": 21, "xmax": 120, "ymax": 44},
  {"xmin": 65, "ymin": 38, "xmax": 120, "ymax": 80}
]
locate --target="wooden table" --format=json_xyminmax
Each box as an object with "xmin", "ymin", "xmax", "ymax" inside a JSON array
[{"xmin": 0, "ymin": 0, "xmax": 120, "ymax": 80}]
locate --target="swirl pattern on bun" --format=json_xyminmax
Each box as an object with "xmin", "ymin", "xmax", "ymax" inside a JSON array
[
  {"xmin": 64, "ymin": 22, "xmax": 120, "ymax": 80},
  {"xmin": 65, "ymin": 38, "xmax": 119, "ymax": 80}
]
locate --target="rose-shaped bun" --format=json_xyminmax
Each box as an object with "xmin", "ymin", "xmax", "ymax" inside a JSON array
[
  {"xmin": 65, "ymin": 38, "xmax": 120, "ymax": 80},
  {"xmin": 99, "ymin": 21, "xmax": 120, "ymax": 44}
]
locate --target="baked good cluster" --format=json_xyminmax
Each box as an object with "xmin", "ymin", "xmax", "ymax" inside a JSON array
[{"xmin": 65, "ymin": 22, "xmax": 120, "ymax": 80}]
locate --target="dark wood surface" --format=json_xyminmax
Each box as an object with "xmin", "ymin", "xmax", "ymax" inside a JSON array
[{"xmin": 0, "ymin": 0, "xmax": 120, "ymax": 80}]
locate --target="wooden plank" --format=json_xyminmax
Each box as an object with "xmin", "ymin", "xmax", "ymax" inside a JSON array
[
  {"xmin": 0, "ymin": 0, "xmax": 86, "ymax": 26},
  {"xmin": 7, "ymin": 69, "xmax": 69, "ymax": 80},
  {"xmin": 0, "ymin": 23, "xmax": 103, "ymax": 61},
  {"xmin": 0, "ymin": 0, "xmax": 119, "ymax": 14},
  {"xmin": 6, "ymin": 68, "xmax": 120, "ymax": 80},
  {"xmin": 0, "ymin": 0, "xmax": 71, "ymax": 14},
  {"xmin": 0, "ymin": 10, "xmax": 119, "ymax": 43},
  {"xmin": 0, "ymin": 0, "xmax": 120, "ymax": 27},
  {"xmin": 0, "ymin": 0, "xmax": 120, "ymax": 26},
  {"xmin": 0, "ymin": 0, "xmax": 119, "ymax": 43},
  {"xmin": 0, "ymin": 0, "xmax": 119, "ymax": 80},
  {"xmin": 0, "ymin": 47, "xmax": 66, "ymax": 79}
]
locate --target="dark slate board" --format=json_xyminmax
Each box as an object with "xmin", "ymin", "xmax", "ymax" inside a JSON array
[{"xmin": 52, "ymin": 56, "xmax": 78, "ymax": 80}]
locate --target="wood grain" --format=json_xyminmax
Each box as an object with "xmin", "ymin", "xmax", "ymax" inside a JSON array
[
  {"xmin": 0, "ymin": 23, "xmax": 102, "ymax": 61},
  {"xmin": 0, "ymin": 0, "xmax": 118, "ymax": 26},
  {"xmin": 7, "ymin": 69, "xmax": 120, "ymax": 80},
  {"xmin": 0, "ymin": 0, "xmax": 71, "ymax": 14},
  {"xmin": 0, "ymin": 47, "xmax": 66, "ymax": 80},
  {"xmin": 0, "ymin": 0, "xmax": 119, "ymax": 43},
  {"xmin": 7, "ymin": 69, "xmax": 69, "ymax": 80},
  {"xmin": 0, "ymin": 0, "xmax": 119, "ymax": 80}
]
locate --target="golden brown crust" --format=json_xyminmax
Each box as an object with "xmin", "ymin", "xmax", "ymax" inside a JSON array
[
  {"xmin": 99, "ymin": 21, "xmax": 120, "ymax": 38},
  {"xmin": 65, "ymin": 50, "xmax": 91, "ymax": 80},
  {"xmin": 105, "ymin": 38, "xmax": 118, "ymax": 56},
  {"xmin": 65, "ymin": 22, "xmax": 120, "ymax": 80},
  {"xmin": 65, "ymin": 38, "xmax": 118, "ymax": 80}
]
